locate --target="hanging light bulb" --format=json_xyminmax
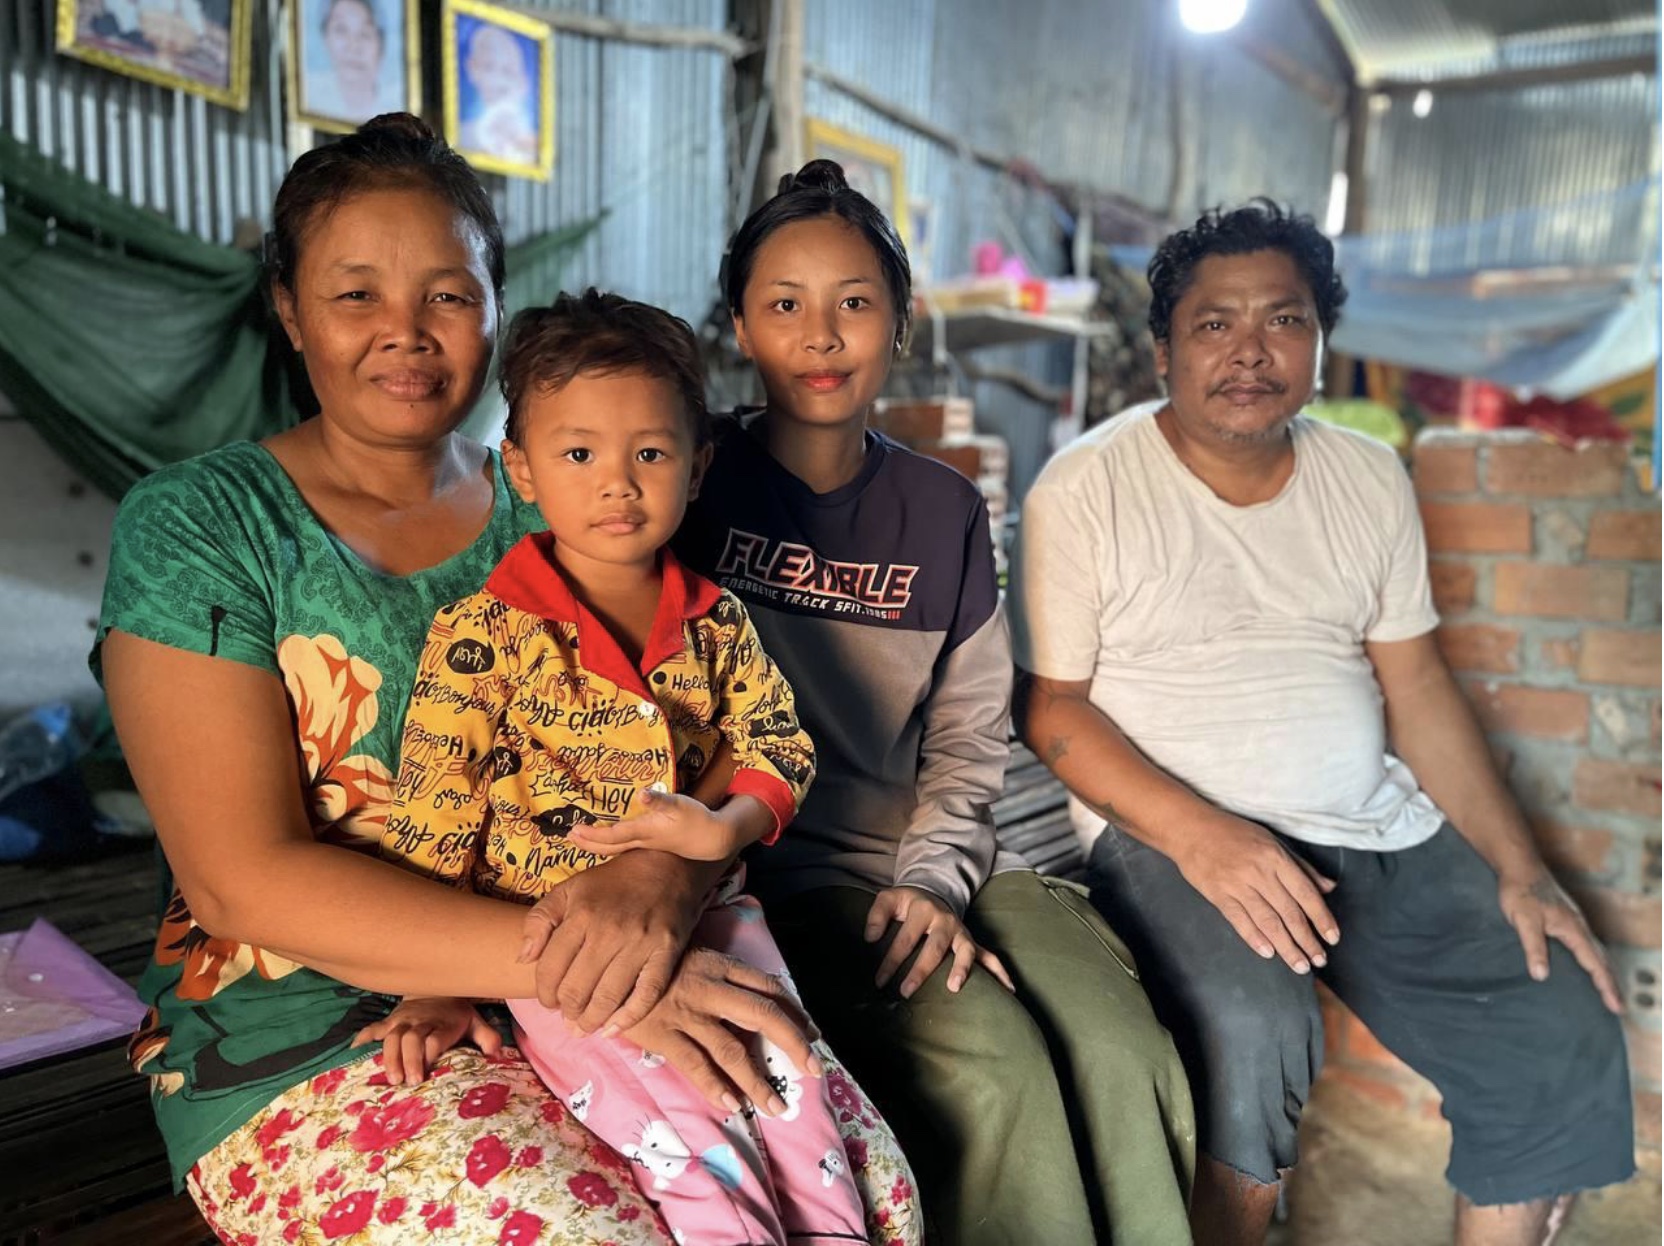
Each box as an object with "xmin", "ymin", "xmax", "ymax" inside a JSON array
[
  {"xmin": 1413, "ymin": 89, "xmax": 1435, "ymax": 118},
  {"xmin": 1179, "ymin": 0, "xmax": 1248, "ymax": 34}
]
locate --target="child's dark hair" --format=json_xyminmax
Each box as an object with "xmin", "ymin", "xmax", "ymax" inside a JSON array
[
  {"xmin": 499, "ymin": 289, "xmax": 711, "ymax": 447},
  {"xmin": 1146, "ymin": 199, "xmax": 1347, "ymax": 343},
  {"xmin": 267, "ymin": 112, "xmax": 505, "ymax": 299},
  {"xmin": 722, "ymin": 159, "xmax": 913, "ymax": 349}
]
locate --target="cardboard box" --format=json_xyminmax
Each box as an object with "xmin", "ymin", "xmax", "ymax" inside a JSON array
[
  {"xmin": 916, "ymin": 434, "xmax": 1009, "ymax": 484},
  {"xmin": 871, "ymin": 397, "xmax": 975, "ymax": 445}
]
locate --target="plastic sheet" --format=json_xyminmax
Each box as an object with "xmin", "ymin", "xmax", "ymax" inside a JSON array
[
  {"xmin": 1106, "ymin": 179, "xmax": 1661, "ymax": 400},
  {"xmin": 0, "ymin": 918, "xmax": 144, "ymax": 1071}
]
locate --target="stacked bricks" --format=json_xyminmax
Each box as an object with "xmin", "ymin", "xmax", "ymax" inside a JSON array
[
  {"xmin": 869, "ymin": 398, "xmax": 1012, "ymax": 570},
  {"xmin": 1319, "ymin": 428, "xmax": 1662, "ymax": 1164}
]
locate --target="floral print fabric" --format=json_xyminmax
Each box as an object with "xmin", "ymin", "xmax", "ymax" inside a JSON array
[
  {"xmin": 94, "ymin": 443, "xmax": 542, "ymax": 1184},
  {"xmin": 189, "ymin": 1047, "xmax": 921, "ymax": 1245}
]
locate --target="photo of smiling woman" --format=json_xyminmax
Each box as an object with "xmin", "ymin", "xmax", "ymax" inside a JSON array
[{"xmin": 292, "ymin": 0, "xmax": 417, "ymax": 132}]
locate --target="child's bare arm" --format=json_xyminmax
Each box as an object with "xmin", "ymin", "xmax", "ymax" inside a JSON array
[
  {"xmin": 351, "ymin": 996, "xmax": 503, "ymax": 1086},
  {"xmin": 567, "ymin": 790, "xmax": 773, "ymax": 861},
  {"xmin": 566, "ymin": 738, "xmax": 778, "ymax": 861},
  {"xmin": 686, "ymin": 738, "xmax": 738, "ymax": 807}
]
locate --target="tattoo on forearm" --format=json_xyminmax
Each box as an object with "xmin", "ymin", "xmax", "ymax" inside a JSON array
[
  {"xmin": 1087, "ymin": 798, "xmax": 1128, "ymax": 828},
  {"xmin": 1017, "ymin": 675, "xmax": 1126, "ymax": 826}
]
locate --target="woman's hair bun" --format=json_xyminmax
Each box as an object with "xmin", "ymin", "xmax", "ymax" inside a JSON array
[
  {"xmin": 778, "ymin": 158, "xmax": 849, "ymax": 196},
  {"xmin": 358, "ymin": 111, "xmax": 438, "ymax": 142}
]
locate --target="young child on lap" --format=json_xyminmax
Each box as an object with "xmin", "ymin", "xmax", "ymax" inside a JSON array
[{"xmin": 362, "ymin": 290, "xmax": 897, "ymax": 1246}]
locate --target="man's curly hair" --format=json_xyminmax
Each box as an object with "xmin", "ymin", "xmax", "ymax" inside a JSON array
[{"xmin": 1146, "ymin": 199, "xmax": 1347, "ymax": 343}]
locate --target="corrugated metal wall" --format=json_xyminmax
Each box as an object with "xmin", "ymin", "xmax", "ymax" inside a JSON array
[
  {"xmin": 1362, "ymin": 72, "xmax": 1661, "ymax": 273},
  {"xmin": 802, "ymin": 0, "xmax": 1347, "ymax": 498},
  {"xmin": 805, "ymin": 0, "xmax": 1344, "ymax": 281},
  {"xmin": 0, "ymin": 0, "xmax": 731, "ymax": 322},
  {"xmin": 1, "ymin": 1, "xmax": 288, "ymax": 245},
  {"xmin": 503, "ymin": 0, "xmax": 730, "ymax": 323},
  {"xmin": 4, "ymin": 0, "xmax": 1351, "ymax": 318}
]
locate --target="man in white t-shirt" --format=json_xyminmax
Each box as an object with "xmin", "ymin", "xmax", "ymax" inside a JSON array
[{"xmin": 1010, "ymin": 201, "xmax": 1632, "ymax": 1246}]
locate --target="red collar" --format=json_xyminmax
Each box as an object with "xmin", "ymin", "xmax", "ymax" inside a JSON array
[{"xmin": 485, "ymin": 533, "xmax": 722, "ymax": 693}]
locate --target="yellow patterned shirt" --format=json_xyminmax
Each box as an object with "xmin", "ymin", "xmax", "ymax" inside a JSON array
[{"xmin": 382, "ymin": 533, "xmax": 815, "ymax": 901}]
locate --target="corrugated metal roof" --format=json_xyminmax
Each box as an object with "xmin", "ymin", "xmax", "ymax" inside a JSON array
[
  {"xmin": 1360, "ymin": 72, "xmax": 1660, "ymax": 270},
  {"xmin": 1319, "ymin": 0, "xmax": 1658, "ymax": 81},
  {"xmin": 1411, "ymin": 27, "xmax": 1659, "ymax": 82}
]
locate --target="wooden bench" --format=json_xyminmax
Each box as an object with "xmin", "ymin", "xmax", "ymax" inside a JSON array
[
  {"xmin": 0, "ymin": 745, "xmax": 1079, "ymax": 1243},
  {"xmin": 0, "ymin": 847, "xmax": 212, "ymax": 1244}
]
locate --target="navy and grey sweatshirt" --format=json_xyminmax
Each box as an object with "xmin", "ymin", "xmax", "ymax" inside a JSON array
[{"xmin": 676, "ymin": 416, "xmax": 1027, "ymax": 916}]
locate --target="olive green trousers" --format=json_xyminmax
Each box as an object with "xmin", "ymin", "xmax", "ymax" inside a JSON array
[{"xmin": 763, "ymin": 870, "xmax": 1196, "ymax": 1245}]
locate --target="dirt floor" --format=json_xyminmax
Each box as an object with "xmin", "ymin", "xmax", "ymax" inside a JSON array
[{"xmin": 1266, "ymin": 1078, "xmax": 1660, "ymax": 1245}]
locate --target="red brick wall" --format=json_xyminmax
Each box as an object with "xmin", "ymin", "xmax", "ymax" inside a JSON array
[{"xmin": 1319, "ymin": 429, "xmax": 1662, "ymax": 1165}]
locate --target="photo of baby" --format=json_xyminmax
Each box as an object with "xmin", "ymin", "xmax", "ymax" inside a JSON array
[
  {"xmin": 443, "ymin": 0, "xmax": 553, "ymax": 180},
  {"xmin": 292, "ymin": 0, "xmax": 416, "ymax": 133}
]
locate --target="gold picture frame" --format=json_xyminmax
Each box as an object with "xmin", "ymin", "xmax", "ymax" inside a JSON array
[
  {"xmin": 56, "ymin": 0, "xmax": 253, "ymax": 111},
  {"xmin": 804, "ymin": 118, "xmax": 909, "ymax": 247},
  {"xmin": 290, "ymin": 0, "xmax": 422, "ymax": 135},
  {"xmin": 442, "ymin": 0, "xmax": 555, "ymax": 181}
]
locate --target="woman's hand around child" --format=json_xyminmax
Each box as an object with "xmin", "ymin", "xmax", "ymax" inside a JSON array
[
  {"xmin": 351, "ymin": 996, "xmax": 502, "ymax": 1086},
  {"xmin": 517, "ymin": 849, "xmax": 718, "ymax": 1035},
  {"xmin": 866, "ymin": 886, "xmax": 1016, "ymax": 999},
  {"xmin": 619, "ymin": 947, "xmax": 823, "ymax": 1118},
  {"xmin": 567, "ymin": 789, "xmax": 765, "ymax": 862}
]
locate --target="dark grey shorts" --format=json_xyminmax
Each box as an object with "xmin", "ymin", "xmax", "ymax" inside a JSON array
[{"xmin": 1086, "ymin": 822, "xmax": 1635, "ymax": 1204}]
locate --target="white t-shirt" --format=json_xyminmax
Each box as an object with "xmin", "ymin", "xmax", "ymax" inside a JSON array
[{"xmin": 1009, "ymin": 400, "xmax": 1446, "ymax": 854}]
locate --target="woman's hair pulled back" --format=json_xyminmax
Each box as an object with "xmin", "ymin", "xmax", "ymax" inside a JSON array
[
  {"xmin": 722, "ymin": 159, "xmax": 912, "ymax": 345},
  {"xmin": 267, "ymin": 112, "xmax": 505, "ymax": 299}
]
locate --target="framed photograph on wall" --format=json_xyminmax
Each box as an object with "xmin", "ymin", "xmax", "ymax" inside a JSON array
[
  {"xmin": 805, "ymin": 118, "xmax": 909, "ymax": 247},
  {"xmin": 442, "ymin": 0, "xmax": 554, "ymax": 181},
  {"xmin": 290, "ymin": 0, "xmax": 421, "ymax": 133},
  {"xmin": 56, "ymin": 0, "xmax": 253, "ymax": 110},
  {"xmin": 907, "ymin": 197, "xmax": 936, "ymax": 284}
]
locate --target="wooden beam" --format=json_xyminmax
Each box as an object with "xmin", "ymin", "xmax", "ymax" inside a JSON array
[
  {"xmin": 802, "ymin": 62, "xmax": 1006, "ymax": 171},
  {"xmin": 499, "ymin": 6, "xmax": 756, "ymax": 59},
  {"xmin": 770, "ymin": 0, "xmax": 806, "ymax": 184},
  {"xmin": 1295, "ymin": 0, "xmax": 1358, "ymax": 86},
  {"xmin": 1325, "ymin": 83, "xmax": 1370, "ymax": 398},
  {"xmin": 1227, "ymin": 29, "xmax": 1349, "ymax": 114},
  {"xmin": 1304, "ymin": 0, "xmax": 1357, "ymax": 82},
  {"xmin": 1342, "ymin": 86, "xmax": 1370, "ymax": 236},
  {"xmin": 803, "ymin": 62, "xmax": 1173, "ymax": 231},
  {"xmin": 1373, "ymin": 53, "xmax": 1656, "ymax": 97}
]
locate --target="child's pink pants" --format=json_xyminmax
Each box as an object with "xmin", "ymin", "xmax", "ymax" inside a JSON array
[{"xmin": 509, "ymin": 896, "xmax": 870, "ymax": 1246}]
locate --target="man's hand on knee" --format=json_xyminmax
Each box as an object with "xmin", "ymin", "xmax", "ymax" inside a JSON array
[
  {"xmin": 1174, "ymin": 813, "xmax": 1341, "ymax": 975},
  {"xmin": 1498, "ymin": 871, "xmax": 1623, "ymax": 1014}
]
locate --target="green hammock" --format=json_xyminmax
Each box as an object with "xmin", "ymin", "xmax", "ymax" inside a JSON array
[{"xmin": 0, "ymin": 130, "xmax": 599, "ymax": 498}]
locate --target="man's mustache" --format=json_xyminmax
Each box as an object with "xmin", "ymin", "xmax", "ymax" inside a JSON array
[{"xmin": 1208, "ymin": 378, "xmax": 1288, "ymax": 396}]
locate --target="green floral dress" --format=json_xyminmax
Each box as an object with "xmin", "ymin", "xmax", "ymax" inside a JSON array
[{"xmin": 94, "ymin": 441, "xmax": 542, "ymax": 1184}]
